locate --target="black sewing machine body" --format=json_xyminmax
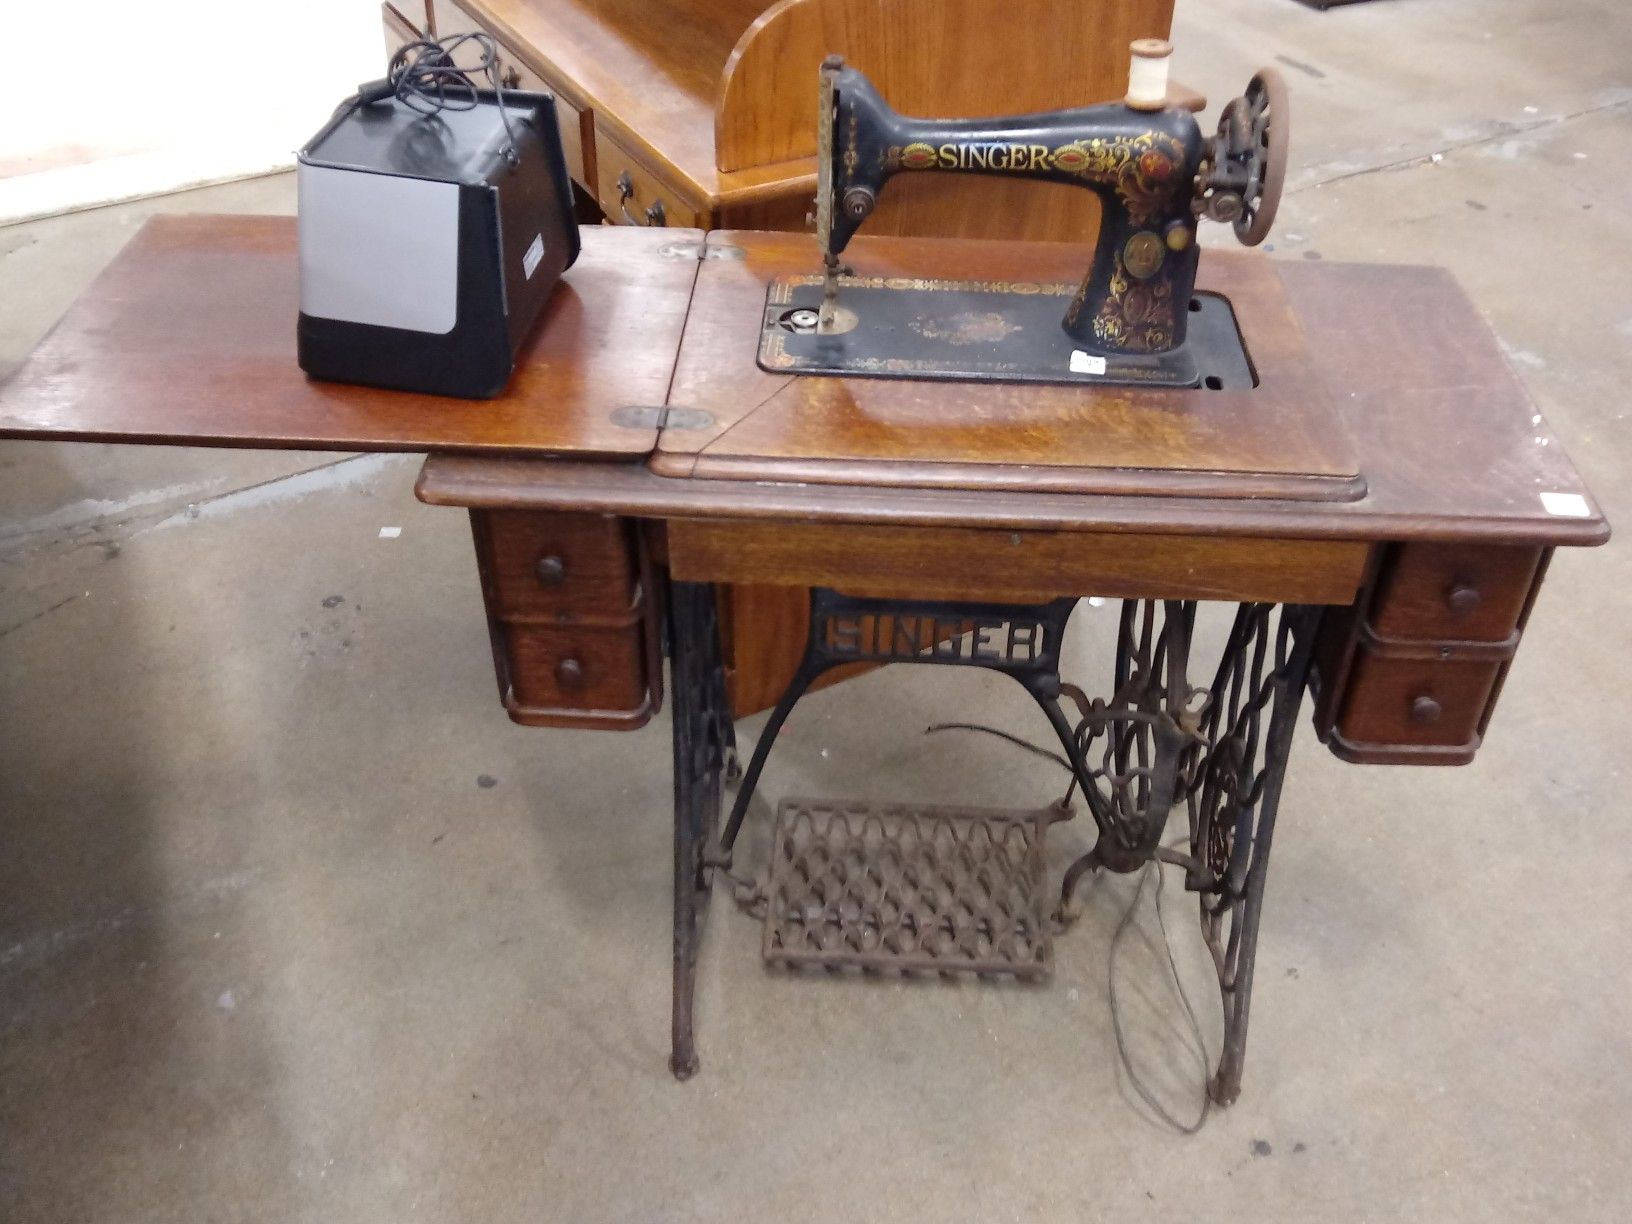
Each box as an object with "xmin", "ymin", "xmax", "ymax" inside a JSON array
[
  {"xmin": 826, "ymin": 69, "xmax": 1208, "ymax": 356},
  {"xmin": 758, "ymin": 48, "xmax": 1288, "ymax": 390}
]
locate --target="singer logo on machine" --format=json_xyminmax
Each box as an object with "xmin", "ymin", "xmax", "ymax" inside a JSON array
[{"xmin": 523, "ymin": 234, "xmax": 545, "ymax": 279}]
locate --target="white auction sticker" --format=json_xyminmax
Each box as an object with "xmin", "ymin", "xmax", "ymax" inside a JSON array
[
  {"xmin": 522, "ymin": 234, "xmax": 545, "ymax": 280},
  {"xmin": 1540, "ymin": 492, "xmax": 1590, "ymax": 518},
  {"xmin": 1069, "ymin": 350, "xmax": 1108, "ymax": 375}
]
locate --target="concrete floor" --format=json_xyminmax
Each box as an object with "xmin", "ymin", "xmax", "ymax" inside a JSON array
[{"xmin": 3, "ymin": 1, "xmax": 1630, "ymax": 1219}]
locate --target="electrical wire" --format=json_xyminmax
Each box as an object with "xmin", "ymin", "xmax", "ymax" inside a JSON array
[
  {"xmin": 358, "ymin": 32, "xmax": 522, "ymax": 166},
  {"xmin": 924, "ymin": 716, "xmax": 1215, "ymax": 1133},
  {"xmin": 1108, "ymin": 857, "xmax": 1212, "ymax": 1134},
  {"xmin": 922, "ymin": 721, "xmax": 1074, "ymax": 772}
]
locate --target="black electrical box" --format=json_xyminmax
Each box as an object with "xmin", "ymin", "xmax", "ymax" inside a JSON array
[{"xmin": 296, "ymin": 90, "xmax": 579, "ymax": 399}]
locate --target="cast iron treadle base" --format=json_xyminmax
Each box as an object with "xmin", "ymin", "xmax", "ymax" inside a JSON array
[{"xmin": 762, "ymin": 797, "xmax": 1058, "ymax": 977}]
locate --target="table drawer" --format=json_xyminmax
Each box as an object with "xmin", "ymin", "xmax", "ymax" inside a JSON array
[
  {"xmin": 470, "ymin": 510, "xmax": 661, "ymax": 729},
  {"xmin": 1368, "ymin": 543, "xmax": 1543, "ymax": 643},
  {"xmin": 497, "ymin": 619, "xmax": 651, "ymax": 717},
  {"xmin": 1312, "ymin": 543, "xmax": 1552, "ymax": 765},
  {"xmin": 596, "ymin": 137, "xmax": 698, "ymax": 228},
  {"xmin": 473, "ymin": 510, "xmax": 640, "ymax": 621},
  {"xmin": 1329, "ymin": 644, "xmax": 1504, "ymax": 760}
]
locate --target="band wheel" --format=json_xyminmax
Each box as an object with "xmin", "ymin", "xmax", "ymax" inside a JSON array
[{"xmin": 1228, "ymin": 67, "xmax": 1289, "ymax": 247}]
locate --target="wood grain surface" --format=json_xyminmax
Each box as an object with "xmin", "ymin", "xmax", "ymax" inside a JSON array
[
  {"xmin": 1275, "ymin": 260, "xmax": 1604, "ymax": 534},
  {"xmin": 715, "ymin": 0, "xmax": 1174, "ymax": 171},
  {"xmin": 418, "ymin": 259, "xmax": 1607, "ymax": 549},
  {"xmin": 1365, "ymin": 543, "xmax": 1543, "ymax": 644},
  {"xmin": 447, "ymin": 0, "xmax": 762, "ymax": 203},
  {"xmin": 0, "ymin": 215, "xmax": 702, "ymax": 458},
  {"xmin": 448, "ymin": 0, "xmax": 1179, "ymax": 211},
  {"xmin": 654, "ymin": 230, "xmax": 1361, "ymax": 500},
  {"xmin": 668, "ymin": 518, "xmax": 1371, "ymax": 604},
  {"xmin": 473, "ymin": 510, "xmax": 641, "ymax": 622}
]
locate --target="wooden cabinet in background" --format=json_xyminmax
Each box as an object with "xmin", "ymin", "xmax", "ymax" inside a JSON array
[{"xmin": 383, "ymin": 0, "xmax": 1182, "ymax": 235}]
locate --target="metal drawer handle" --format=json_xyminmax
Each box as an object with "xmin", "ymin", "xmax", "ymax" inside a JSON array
[
  {"xmin": 1410, "ymin": 695, "xmax": 1442, "ymax": 726},
  {"xmin": 555, "ymin": 656, "xmax": 585, "ymax": 687},
  {"xmin": 1446, "ymin": 582, "xmax": 1481, "ymax": 615},
  {"xmin": 535, "ymin": 555, "xmax": 566, "ymax": 587},
  {"xmin": 616, "ymin": 171, "xmax": 667, "ymax": 227}
]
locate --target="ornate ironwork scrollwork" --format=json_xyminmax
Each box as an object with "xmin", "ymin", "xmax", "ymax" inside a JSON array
[{"xmin": 1051, "ymin": 599, "xmax": 1318, "ymax": 1104}]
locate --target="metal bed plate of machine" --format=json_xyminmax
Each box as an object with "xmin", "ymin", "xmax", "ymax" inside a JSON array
[{"xmin": 758, "ymin": 275, "xmax": 1255, "ymax": 389}]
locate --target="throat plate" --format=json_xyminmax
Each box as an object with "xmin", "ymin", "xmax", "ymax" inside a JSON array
[{"xmin": 758, "ymin": 274, "xmax": 1254, "ymax": 390}]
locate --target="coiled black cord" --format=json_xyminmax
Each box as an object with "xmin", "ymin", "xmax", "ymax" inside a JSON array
[{"xmin": 356, "ymin": 32, "xmax": 521, "ymax": 166}]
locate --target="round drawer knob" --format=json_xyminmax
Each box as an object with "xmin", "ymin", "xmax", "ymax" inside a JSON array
[
  {"xmin": 1410, "ymin": 695, "xmax": 1442, "ymax": 726},
  {"xmin": 1446, "ymin": 582, "xmax": 1481, "ymax": 615},
  {"xmin": 555, "ymin": 656, "xmax": 585, "ymax": 687},
  {"xmin": 535, "ymin": 555, "xmax": 567, "ymax": 587}
]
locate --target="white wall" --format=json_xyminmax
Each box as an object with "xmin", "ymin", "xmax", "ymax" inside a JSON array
[{"xmin": 1, "ymin": 0, "xmax": 385, "ymax": 223}]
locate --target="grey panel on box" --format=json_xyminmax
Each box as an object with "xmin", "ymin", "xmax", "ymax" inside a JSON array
[{"xmin": 297, "ymin": 163, "xmax": 460, "ymax": 335}]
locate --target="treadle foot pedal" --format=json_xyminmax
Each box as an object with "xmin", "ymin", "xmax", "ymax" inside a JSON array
[{"xmin": 762, "ymin": 797, "xmax": 1057, "ymax": 977}]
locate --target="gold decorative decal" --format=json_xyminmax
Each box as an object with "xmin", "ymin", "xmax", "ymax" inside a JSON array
[
  {"xmin": 780, "ymin": 273, "xmax": 1076, "ymax": 296},
  {"xmin": 1090, "ymin": 254, "xmax": 1176, "ymax": 353},
  {"xmin": 900, "ymin": 142, "xmax": 937, "ymax": 170},
  {"xmin": 896, "ymin": 132, "xmax": 1187, "ymax": 227},
  {"xmin": 761, "ymin": 331, "xmax": 797, "ymax": 368},
  {"xmin": 1052, "ymin": 144, "xmax": 1091, "ymax": 174},
  {"xmin": 1122, "ymin": 231, "xmax": 1165, "ymax": 280}
]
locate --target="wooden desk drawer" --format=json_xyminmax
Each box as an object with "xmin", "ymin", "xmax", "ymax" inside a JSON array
[
  {"xmin": 470, "ymin": 510, "xmax": 660, "ymax": 729},
  {"xmin": 596, "ymin": 138, "xmax": 698, "ymax": 229},
  {"xmin": 426, "ymin": 0, "xmax": 591, "ymax": 186},
  {"xmin": 473, "ymin": 510, "xmax": 639, "ymax": 621},
  {"xmin": 1329, "ymin": 642, "xmax": 1504, "ymax": 761},
  {"xmin": 1368, "ymin": 543, "xmax": 1543, "ymax": 643},
  {"xmin": 1313, "ymin": 544, "xmax": 1552, "ymax": 765},
  {"xmin": 497, "ymin": 618, "xmax": 651, "ymax": 719}
]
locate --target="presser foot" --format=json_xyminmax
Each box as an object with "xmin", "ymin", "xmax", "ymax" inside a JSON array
[{"xmin": 759, "ymin": 796, "xmax": 1062, "ymax": 978}]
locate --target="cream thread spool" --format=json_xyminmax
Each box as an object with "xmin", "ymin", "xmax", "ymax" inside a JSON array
[{"xmin": 1125, "ymin": 39, "xmax": 1172, "ymax": 111}]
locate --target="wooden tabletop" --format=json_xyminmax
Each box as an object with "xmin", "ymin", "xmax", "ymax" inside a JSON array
[
  {"xmin": 0, "ymin": 215, "xmax": 701, "ymax": 459},
  {"xmin": 0, "ymin": 212, "xmax": 1606, "ymax": 549},
  {"xmin": 657, "ymin": 231, "xmax": 1362, "ymax": 501},
  {"xmin": 419, "ymin": 260, "xmax": 1609, "ymax": 549}
]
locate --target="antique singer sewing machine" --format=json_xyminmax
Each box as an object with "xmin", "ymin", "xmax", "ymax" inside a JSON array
[{"xmin": 760, "ymin": 40, "xmax": 1288, "ymax": 387}]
